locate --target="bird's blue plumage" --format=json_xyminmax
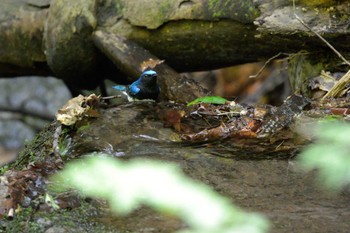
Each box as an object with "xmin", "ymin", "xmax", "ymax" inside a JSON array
[
  {"xmin": 143, "ymin": 70, "xmax": 157, "ymax": 76},
  {"xmin": 113, "ymin": 70, "xmax": 159, "ymax": 100},
  {"xmin": 129, "ymin": 81, "xmax": 141, "ymax": 95},
  {"xmin": 112, "ymin": 85, "xmax": 127, "ymax": 91}
]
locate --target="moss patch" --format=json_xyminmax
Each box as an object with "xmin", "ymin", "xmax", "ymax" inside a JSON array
[{"xmin": 207, "ymin": 0, "xmax": 259, "ymax": 22}]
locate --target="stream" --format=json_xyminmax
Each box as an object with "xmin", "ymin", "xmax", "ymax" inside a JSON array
[
  {"xmin": 0, "ymin": 88, "xmax": 349, "ymax": 232},
  {"xmin": 59, "ymin": 102, "xmax": 350, "ymax": 233}
]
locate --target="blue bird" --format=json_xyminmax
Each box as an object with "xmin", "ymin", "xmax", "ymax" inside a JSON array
[{"xmin": 113, "ymin": 70, "xmax": 159, "ymax": 101}]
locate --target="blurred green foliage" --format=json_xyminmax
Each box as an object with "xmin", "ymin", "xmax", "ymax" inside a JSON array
[
  {"xmin": 51, "ymin": 156, "xmax": 269, "ymax": 233},
  {"xmin": 298, "ymin": 122, "xmax": 350, "ymax": 190}
]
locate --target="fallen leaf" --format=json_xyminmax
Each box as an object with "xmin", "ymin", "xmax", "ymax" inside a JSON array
[
  {"xmin": 140, "ymin": 59, "xmax": 164, "ymax": 71},
  {"xmin": 56, "ymin": 94, "xmax": 101, "ymax": 126}
]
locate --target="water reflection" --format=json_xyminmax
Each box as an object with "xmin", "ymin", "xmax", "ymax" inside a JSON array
[{"xmin": 67, "ymin": 103, "xmax": 350, "ymax": 232}]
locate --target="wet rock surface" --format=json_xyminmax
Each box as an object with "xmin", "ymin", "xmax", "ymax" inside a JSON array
[
  {"xmin": 70, "ymin": 102, "xmax": 350, "ymax": 232},
  {"xmin": 2, "ymin": 101, "xmax": 350, "ymax": 232}
]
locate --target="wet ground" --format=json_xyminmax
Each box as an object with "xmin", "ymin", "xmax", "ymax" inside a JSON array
[
  {"xmin": 1, "ymin": 100, "xmax": 349, "ymax": 232},
  {"xmin": 61, "ymin": 102, "xmax": 350, "ymax": 233},
  {"xmin": 101, "ymin": 159, "xmax": 350, "ymax": 233}
]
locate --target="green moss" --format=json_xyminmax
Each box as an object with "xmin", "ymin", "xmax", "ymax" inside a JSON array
[
  {"xmin": 208, "ymin": 0, "xmax": 259, "ymax": 23},
  {"xmin": 125, "ymin": 19, "xmax": 259, "ymax": 70},
  {"xmin": 1, "ymin": 198, "xmax": 111, "ymax": 233},
  {"xmin": 10, "ymin": 123, "xmax": 56, "ymax": 171},
  {"xmin": 298, "ymin": 0, "xmax": 336, "ymax": 7},
  {"xmin": 0, "ymin": 164, "xmax": 9, "ymax": 175},
  {"xmin": 1, "ymin": 207, "xmax": 39, "ymax": 232},
  {"xmin": 8, "ymin": 122, "xmax": 76, "ymax": 172},
  {"xmin": 288, "ymin": 52, "xmax": 327, "ymax": 96}
]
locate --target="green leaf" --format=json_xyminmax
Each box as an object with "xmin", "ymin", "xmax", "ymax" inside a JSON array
[
  {"xmin": 45, "ymin": 193, "xmax": 60, "ymax": 210},
  {"xmin": 298, "ymin": 122, "xmax": 350, "ymax": 190},
  {"xmin": 187, "ymin": 96, "xmax": 228, "ymax": 106}
]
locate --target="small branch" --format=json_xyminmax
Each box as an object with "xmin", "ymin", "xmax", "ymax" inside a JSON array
[
  {"xmin": 53, "ymin": 125, "xmax": 62, "ymax": 156},
  {"xmin": 249, "ymin": 52, "xmax": 287, "ymax": 79},
  {"xmin": 101, "ymin": 95, "xmax": 121, "ymax": 100},
  {"xmin": 320, "ymin": 70, "xmax": 335, "ymax": 80},
  {"xmin": 321, "ymin": 69, "xmax": 350, "ymax": 100},
  {"xmin": 292, "ymin": 0, "xmax": 350, "ymax": 67},
  {"xmin": 294, "ymin": 15, "xmax": 350, "ymax": 67},
  {"xmin": 293, "ymin": 0, "xmax": 350, "ymax": 100}
]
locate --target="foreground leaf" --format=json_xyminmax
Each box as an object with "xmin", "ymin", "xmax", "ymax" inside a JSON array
[
  {"xmin": 298, "ymin": 122, "xmax": 350, "ymax": 190},
  {"xmin": 52, "ymin": 156, "xmax": 269, "ymax": 233}
]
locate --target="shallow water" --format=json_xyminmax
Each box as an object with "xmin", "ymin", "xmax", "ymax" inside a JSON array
[
  {"xmin": 100, "ymin": 159, "xmax": 350, "ymax": 233},
  {"xmin": 67, "ymin": 102, "xmax": 350, "ymax": 233}
]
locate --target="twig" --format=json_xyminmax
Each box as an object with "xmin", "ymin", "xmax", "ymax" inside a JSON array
[
  {"xmin": 293, "ymin": 0, "xmax": 350, "ymax": 100},
  {"xmin": 7, "ymin": 208, "xmax": 14, "ymax": 218},
  {"xmin": 53, "ymin": 125, "xmax": 62, "ymax": 156},
  {"xmin": 249, "ymin": 52, "xmax": 287, "ymax": 78},
  {"xmin": 321, "ymin": 69, "xmax": 350, "ymax": 100},
  {"xmin": 292, "ymin": 0, "xmax": 350, "ymax": 67},
  {"xmin": 101, "ymin": 95, "xmax": 121, "ymax": 100},
  {"xmin": 320, "ymin": 70, "xmax": 335, "ymax": 80}
]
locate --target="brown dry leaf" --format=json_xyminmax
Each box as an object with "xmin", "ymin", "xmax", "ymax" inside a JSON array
[
  {"xmin": 85, "ymin": 94, "xmax": 102, "ymax": 108},
  {"xmin": 162, "ymin": 109, "xmax": 186, "ymax": 132},
  {"xmin": 0, "ymin": 176, "xmax": 11, "ymax": 218},
  {"xmin": 56, "ymin": 94, "xmax": 101, "ymax": 126},
  {"xmin": 0, "ymin": 169, "xmax": 39, "ymax": 218},
  {"xmin": 140, "ymin": 58, "xmax": 164, "ymax": 71},
  {"xmin": 85, "ymin": 109, "xmax": 101, "ymax": 118}
]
